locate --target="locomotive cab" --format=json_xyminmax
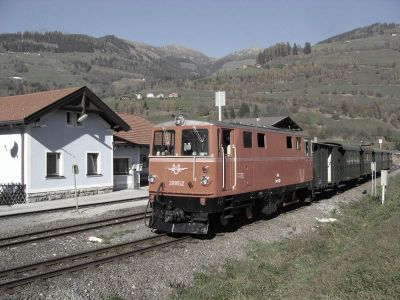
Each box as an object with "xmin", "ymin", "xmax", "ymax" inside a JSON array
[{"xmin": 148, "ymin": 119, "xmax": 224, "ymax": 234}]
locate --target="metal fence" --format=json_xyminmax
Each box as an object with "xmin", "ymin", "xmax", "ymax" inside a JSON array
[{"xmin": 0, "ymin": 184, "xmax": 26, "ymax": 205}]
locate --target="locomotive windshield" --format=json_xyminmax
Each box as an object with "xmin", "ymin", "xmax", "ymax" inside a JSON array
[
  {"xmin": 182, "ymin": 128, "xmax": 209, "ymax": 156},
  {"xmin": 153, "ymin": 130, "xmax": 175, "ymax": 156}
]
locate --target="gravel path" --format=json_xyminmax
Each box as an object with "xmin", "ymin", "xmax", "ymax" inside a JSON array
[{"xmin": 1, "ymin": 169, "xmax": 399, "ymax": 300}]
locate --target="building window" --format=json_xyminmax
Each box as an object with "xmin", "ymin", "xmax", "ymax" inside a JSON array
[
  {"xmin": 243, "ymin": 131, "xmax": 252, "ymax": 148},
  {"xmin": 47, "ymin": 152, "xmax": 61, "ymax": 177},
  {"xmin": 114, "ymin": 158, "xmax": 129, "ymax": 175},
  {"xmin": 257, "ymin": 133, "xmax": 265, "ymax": 148},
  {"xmin": 66, "ymin": 112, "xmax": 73, "ymax": 126},
  {"xmin": 286, "ymin": 136, "xmax": 292, "ymax": 149},
  {"xmin": 87, "ymin": 153, "xmax": 99, "ymax": 175},
  {"xmin": 296, "ymin": 137, "xmax": 301, "ymax": 150}
]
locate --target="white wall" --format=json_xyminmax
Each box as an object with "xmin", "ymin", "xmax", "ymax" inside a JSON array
[
  {"xmin": 0, "ymin": 131, "xmax": 22, "ymax": 184},
  {"xmin": 26, "ymin": 110, "xmax": 114, "ymax": 193}
]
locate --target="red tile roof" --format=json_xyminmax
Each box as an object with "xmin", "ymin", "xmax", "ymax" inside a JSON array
[
  {"xmin": 114, "ymin": 113, "xmax": 154, "ymax": 145},
  {"xmin": 0, "ymin": 87, "xmax": 81, "ymax": 123}
]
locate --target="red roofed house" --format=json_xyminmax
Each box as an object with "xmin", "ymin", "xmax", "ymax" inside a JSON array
[
  {"xmin": 113, "ymin": 113, "xmax": 154, "ymax": 190},
  {"xmin": 0, "ymin": 87, "xmax": 130, "ymax": 203}
]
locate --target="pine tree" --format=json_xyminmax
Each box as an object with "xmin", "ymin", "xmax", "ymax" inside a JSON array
[
  {"xmin": 252, "ymin": 104, "xmax": 259, "ymax": 117},
  {"xmin": 303, "ymin": 42, "xmax": 311, "ymax": 54},
  {"xmin": 229, "ymin": 107, "xmax": 236, "ymax": 119},
  {"xmin": 239, "ymin": 102, "xmax": 250, "ymax": 118},
  {"xmin": 223, "ymin": 108, "xmax": 229, "ymax": 119},
  {"xmin": 292, "ymin": 43, "xmax": 298, "ymax": 55}
]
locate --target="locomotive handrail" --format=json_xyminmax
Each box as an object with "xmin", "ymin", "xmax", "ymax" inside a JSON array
[
  {"xmin": 221, "ymin": 145, "xmax": 225, "ymax": 189},
  {"xmin": 193, "ymin": 156, "xmax": 196, "ymax": 182},
  {"xmin": 232, "ymin": 144, "xmax": 237, "ymax": 190}
]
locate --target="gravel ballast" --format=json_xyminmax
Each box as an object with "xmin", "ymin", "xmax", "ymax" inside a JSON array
[{"xmin": 1, "ymin": 170, "xmax": 398, "ymax": 300}]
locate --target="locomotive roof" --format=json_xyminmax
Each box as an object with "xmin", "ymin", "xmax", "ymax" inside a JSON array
[{"xmin": 155, "ymin": 118, "xmax": 303, "ymax": 134}]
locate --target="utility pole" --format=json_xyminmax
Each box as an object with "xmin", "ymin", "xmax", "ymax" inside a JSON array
[{"xmin": 215, "ymin": 91, "xmax": 226, "ymax": 121}]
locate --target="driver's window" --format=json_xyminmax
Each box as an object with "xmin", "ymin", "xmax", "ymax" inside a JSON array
[{"xmin": 222, "ymin": 129, "xmax": 231, "ymax": 156}]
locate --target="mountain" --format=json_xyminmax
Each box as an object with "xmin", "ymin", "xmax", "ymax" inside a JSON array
[
  {"xmin": 317, "ymin": 22, "xmax": 400, "ymax": 44},
  {"xmin": 210, "ymin": 47, "xmax": 261, "ymax": 72},
  {"xmin": 145, "ymin": 23, "xmax": 400, "ymax": 146},
  {"xmin": 0, "ymin": 31, "xmax": 262, "ymax": 98},
  {"xmin": 1, "ymin": 24, "xmax": 400, "ymax": 146}
]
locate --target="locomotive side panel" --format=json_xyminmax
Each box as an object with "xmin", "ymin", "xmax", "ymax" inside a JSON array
[{"xmin": 233, "ymin": 129, "xmax": 313, "ymax": 193}]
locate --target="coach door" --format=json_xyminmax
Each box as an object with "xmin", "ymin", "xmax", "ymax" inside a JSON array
[
  {"xmin": 327, "ymin": 152, "xmax": 332, "ymax": 183},
  {"xmin": 221, "ymin": 129, "xmax": 235, "ymax": 191}
]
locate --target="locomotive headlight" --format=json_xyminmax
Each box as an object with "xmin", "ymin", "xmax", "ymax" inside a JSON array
[
  {"xmin": 200, "ymin": 175, "xmax": 210, "ymax": 186},
  {"xmin": 148, "ymin": 174, "xmax": 156, "ymax": 184}
]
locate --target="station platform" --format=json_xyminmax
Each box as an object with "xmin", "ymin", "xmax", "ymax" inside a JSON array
[{"xmin": 0, "ymin": 188, "xmax": 149, "ymax": 217}]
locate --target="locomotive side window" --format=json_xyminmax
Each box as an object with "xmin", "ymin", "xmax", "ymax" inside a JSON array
[
  {"xmin": 243, "ymin": 131, "xmax": 252, "ymax": 148},
  {"xmin": 296, "ymin": 137, "xmax": 301, "ymax": 150},
  {"xmin": 182, "ymin": 129, "xmax": 209, "ymax": 156},
  {"xmin": 153, "ymin": 130, "xmax": 175, "ymax": 156},
  {"xmin": 286, "ymin": 136, "xmax": 292, "ymax": 149},
  {"xmin": 305, "ymin": 139, "xmax": 310, "ymax": 156},
  {"xmin": 257, "ymin": 133, "xmax": 265, "ymax": 148}
]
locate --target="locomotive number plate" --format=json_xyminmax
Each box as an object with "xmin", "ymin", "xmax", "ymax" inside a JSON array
[{"xmin": 169, "ymin": 180, "xmax": 185, "ymax": 187}]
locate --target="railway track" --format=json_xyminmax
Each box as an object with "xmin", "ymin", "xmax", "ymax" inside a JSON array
[
  {"xmin": 0, "ymin": 211, "xmax": 151, "ymax": 249},
  {"xmin": 0, "ymin": 234, "xmax": 191, "ymax": 293},
  {"xmin": 0, "ymin": 196, "xmax": 149, "ymax": 218}
]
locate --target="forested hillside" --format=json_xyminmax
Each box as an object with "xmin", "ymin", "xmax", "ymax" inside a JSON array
[
  {"xmin": 144, "ymin": 23, "xmax": 400, "ymax": 147},
  {"xmin": 1, "ymin": 24, "xmax": 400, "ymax": 147}
]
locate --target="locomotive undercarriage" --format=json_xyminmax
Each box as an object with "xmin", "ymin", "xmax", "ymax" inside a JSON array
[{"xmin": 150, "ymin": 182, "xmax": 313, "ymax": 234}]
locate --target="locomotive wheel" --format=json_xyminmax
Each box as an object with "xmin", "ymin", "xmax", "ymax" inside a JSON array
[
  {"xmin": 245, "ymin": 206, "xmax": 253, "ymax": 219},
  {"xmin": 220, "ymin": 214, "xmax": 229, "ymax": 227}
]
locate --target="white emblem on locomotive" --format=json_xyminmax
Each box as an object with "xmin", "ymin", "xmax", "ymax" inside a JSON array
[{"xmin": 167, "ymin": 163, "xmax": 188, "ymax": 175}]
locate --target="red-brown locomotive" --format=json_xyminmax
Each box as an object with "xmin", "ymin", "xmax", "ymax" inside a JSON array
[{"xmin": 147, "ymin": 116, "xmax": 392, "ymax": 234}]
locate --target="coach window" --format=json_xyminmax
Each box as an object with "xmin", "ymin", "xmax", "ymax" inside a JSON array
[
  {"xmin": 153, "ymin": 130, "xmax": 175, "ymax": 156},
  {"xmin": 296, "ymin": 137, "xmax": 301, "ymax": 150},
  {"xmin": 243, "ymin": 131, "xmax": 252, "ymax": 148},
  {"xmin": 182, "ymin": 128, "xmax": 209, "ymax": 156},
  {"xmin": 286, "ymin": 136, "xmax": 292, "ymax": 149}
]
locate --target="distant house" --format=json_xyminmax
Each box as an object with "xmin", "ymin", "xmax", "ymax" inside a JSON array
[
  {"xmin": 168, "ymin": 92, "xmax": 180, "ymax": 98},
  {"xmin": 135, "ymin": 93, "xmax": 143, "ymax": 100},
  {"xmin": 156, "ymin": 93, "xmax": 164, "ymax": 99},
  {"xmin": 0, "ymin": 87, "xmax": 130, "ymax": 203},
  {"xmin": 119, "ymin": 95, "xmax": 130, "ymax": 101},
  {"xmin": 113, "ymin": 113, "xmax": 154, "ymax": 190},
  {"xmin": 392, "ymin": 33, "xmax": 397, "ymax": 37},
  {"xmin": 146, "ymin": 93, "xmax": 155, "ymax": 99}
]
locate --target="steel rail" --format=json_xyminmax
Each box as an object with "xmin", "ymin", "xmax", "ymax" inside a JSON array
[
  {"xmin": 0, "ymin": 234, "xmax": 191, "ymax": 292},
  {"xmin": 0, "ymin": 211, "xmax": 151, "ymax": 249}
]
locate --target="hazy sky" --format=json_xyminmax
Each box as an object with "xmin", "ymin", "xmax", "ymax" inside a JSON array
[{"xmin": 0, "ymin": 0, "xmax": 399, "ymax": 57}]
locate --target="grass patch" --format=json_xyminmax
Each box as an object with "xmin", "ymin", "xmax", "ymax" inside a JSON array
[{"xmin": 174, "ymin": 174, "xmax": 400, "ymax": 299}]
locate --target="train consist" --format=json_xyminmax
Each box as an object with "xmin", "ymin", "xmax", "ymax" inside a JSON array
[{"xmin": 147, "ymin": 117, "xmax": 392, "ymax": 234}]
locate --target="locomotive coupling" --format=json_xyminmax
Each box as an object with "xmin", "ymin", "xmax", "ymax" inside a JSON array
[{"xmin": 164, "ymin": 208, "xmax": 186, "ymax": 223}]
